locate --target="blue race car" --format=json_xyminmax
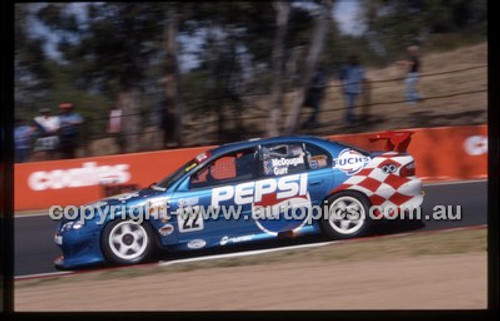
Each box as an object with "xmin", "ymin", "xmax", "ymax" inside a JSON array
[{"xmin": 54, "ymin": 134, "xmax": 424, "ymax": 269}]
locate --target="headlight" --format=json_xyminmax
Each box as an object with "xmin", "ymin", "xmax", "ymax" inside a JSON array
[
  {"xmin": 54, "ymin": 234, "xmax": 63, "ymax": 245},
  {"xmin": 72, "ymin": 221, "xmax": 84, "ymax": 230},
  {"xmin": 62, "ymin": 221, "xmax": 84, "ymax": 231}
]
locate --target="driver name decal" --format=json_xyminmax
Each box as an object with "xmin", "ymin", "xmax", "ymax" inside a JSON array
[{"xmin": 264, "ymin": 156, "xmax": 305, "ymax": 176}]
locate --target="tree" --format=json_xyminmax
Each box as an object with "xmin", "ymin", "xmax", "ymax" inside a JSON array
[
  {"xmin": 15, "ymin": 4, "xmax": 54, "ymax": 116},
  {"xmin": 360, "ymin": 0, "xmax": 487, "ymax": 62},
  {"xmin": 182, "ymin": 3, "xmax": 276, "ymax": 142},
  {"xmin": 267, "ymin": 0, "xmax": 291, "ymax": 137},
  {"xmin": 37, "ymin": 3, "xmax": 165, "ymax": 152},
  {"xmin": 284, "ymin": 0, "xmax": 334, "ymax": 134},
  {"xmin": 163, "ymin": 5, "xmax": 184, "ymax": 146}
]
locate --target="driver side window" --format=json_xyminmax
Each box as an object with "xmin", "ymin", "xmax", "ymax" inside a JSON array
[
  {"xmin": 189, "ymin": 148, "xmax": 257, "ymax": 189},
  {"xmin": 260, "ymin": 143, "xmax": 307, "ymax": 177}
]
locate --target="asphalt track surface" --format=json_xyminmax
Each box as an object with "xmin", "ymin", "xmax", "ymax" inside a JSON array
[{"xmin": 14, "ymin": 180, "xmax": 487, "ymax": 277}]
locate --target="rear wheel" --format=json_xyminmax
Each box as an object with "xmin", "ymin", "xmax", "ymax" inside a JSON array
[
  {"xmin": 321, "ymin": 191, "xmax": 371, "ymax": 239},
  {"xmin": 101, "ymin": 219, "xmax": 155, "ymax": 265}
]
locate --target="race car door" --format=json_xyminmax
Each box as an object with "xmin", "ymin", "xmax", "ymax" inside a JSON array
[
  {"xmin": 253, "ymin": 142, "xmax": 332, "ymax": 235},
  {"xmin": 170, "ymin": 147, "xmax": 259, "ymax": 242},
  {"xmin": 302, "ymin": 142, "xmax": 334, "ymax": 203}
]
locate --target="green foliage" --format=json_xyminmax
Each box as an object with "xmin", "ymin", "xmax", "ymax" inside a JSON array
[
  {"xmin": 360, "ymin": 0, "xmax": 487, "ymax": 62},
  {"xmin": 15, "ymin": 1, "xmax": 487, "ymax": 149},
  {"xmin": 49, "ymin": 3, "xmax": 163, "ymax": 93},
  {"xmin": 17, "ymin": 59, "xmax": 114, "ymax": 139},
  {"xmin": 15, "ymin": 4, "xmax": 54, "ymax": 114},
  {"xmin": 44, "ymin": 62, "xmax": 113, "ymax": 138}
]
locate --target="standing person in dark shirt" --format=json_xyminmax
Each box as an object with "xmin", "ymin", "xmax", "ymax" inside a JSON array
[
  {"xmin": 160, "ymin": 98, "xmax": 175, "ymax": 147},
  {"xmin": 58, "ymin": 102, "xmax": 83, "ymax": 159},
  {"xmin": 397, "ymin": 45, "xmax": 424, "ymax": 104},
  {"xmin": 14, "ymin": 117, "xmax": 35, "ymax": 163},
  {"xmin": 303, "ymin": 66, "xmax": 327, "ymax": 128}
]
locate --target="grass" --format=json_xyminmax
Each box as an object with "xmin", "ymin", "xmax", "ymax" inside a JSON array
[{"xmin": 16, "ymin": 227, "xmax": 486, "ymax": 289}]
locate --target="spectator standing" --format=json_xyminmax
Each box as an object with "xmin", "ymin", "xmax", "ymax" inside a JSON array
[
  {"xmin": 397, "ymin": 45, "xmax": 424, "ymax": 104},
  {"xmin": 32, "ymin": 107, "xmax": 61, "ymax": 160},
  {"xmin": 58, "ymin": 102, "xmax": 83, "ymax": 159},
  {"xmin": 108, "ymin": 105, "xmax": 125, "ymax": 153},
  {"xmin": 339, "ymin": 54, "xmax": 365, "ymax": 124},
  {"xmin": 33, "ymin": 107, "xmax": 60, "ymax": 135},
  {"xmin": 160, "ymin": 98, "xmax": 175, "ymax": 147},
  {"xmin": 14, "ymin": 117, "xmax": 35, "ymax": 163},
  {"xmin": 303, "ymin": 66, "xmax": 327, "ymax": 128}
]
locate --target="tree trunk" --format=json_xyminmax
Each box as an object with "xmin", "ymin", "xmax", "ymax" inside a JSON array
[
  {"xmin": 267, "ymin": 0, "xmax": 291, "ymax": 137},
  {"xmin": 283, "ymin": 0, "xmax": 333, "ymax": 135},
  {"xmin": 119, "ymin": 90, "xmax": 140, "ymax": 153},
  {"xmin": 286, "ymin": 45, "xmax": 305, "ymax": 84},
  {"xmin": 164, "ymin": 6, "xmax": 184, "ymax": 146}
]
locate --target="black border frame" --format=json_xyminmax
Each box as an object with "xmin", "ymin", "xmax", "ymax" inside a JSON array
[
  {"xmin": 2, "ymin": 0, "xmax": 15, "ymax": 317},
  {"xmin": 2, "ymin": 1, "xmax": 499, "ymax": 320},
  {"xmin": 486, "ymin": 0, "xmax": 499, "ymax": 310}
]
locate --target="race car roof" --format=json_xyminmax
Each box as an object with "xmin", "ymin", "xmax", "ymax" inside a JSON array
[{"xmin": 207, "ymin": 135, "xmax": 334, "ymax": 158}]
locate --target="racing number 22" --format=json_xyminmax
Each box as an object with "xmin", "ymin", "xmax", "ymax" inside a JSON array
[{"xmin": 177, "ymin": 207, "xmax": 204, "ymax": 233}]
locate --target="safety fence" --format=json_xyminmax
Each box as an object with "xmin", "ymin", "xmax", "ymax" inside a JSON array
[
  {"xmin": 83, "ymin": 64, "xmax": 488, "ymax": 126},
  {"xmin": 14, "ymin": 124, "xmax": 487, "ymax": 211},
  {"xmin": 18, "ymin": 63, "xmax": 486, "ymax": 163}
]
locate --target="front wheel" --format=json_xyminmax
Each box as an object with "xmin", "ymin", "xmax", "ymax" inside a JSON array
[
  {"xmin": 320, "ymin": 191, "xmax": 371, "ymax": 239},
  {"xmin": 101, "ymin": 219, "xmax": 155, "ymax": 265}
]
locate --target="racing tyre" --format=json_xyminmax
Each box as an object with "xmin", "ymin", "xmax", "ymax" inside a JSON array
[
  {"xmin": 321, "ymin": 191, "xmax": 372, "ymax": 239},
  {"xmin": 101, "ymin": 219, "xmax": 155, "ymax": 265}
]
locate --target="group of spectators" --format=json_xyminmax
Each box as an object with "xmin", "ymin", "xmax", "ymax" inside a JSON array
[
  {"xmin": 14, "ymin": 103, "xmax": 83, "ymax": 163},
  {"xmin": 303, "ymin": 45, "xmax": 424, "ymax": 127}
]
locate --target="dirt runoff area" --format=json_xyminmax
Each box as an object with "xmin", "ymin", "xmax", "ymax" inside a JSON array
[{"xmin": 16, "ymin": 228, "xmax": 487, "ymax": 311}]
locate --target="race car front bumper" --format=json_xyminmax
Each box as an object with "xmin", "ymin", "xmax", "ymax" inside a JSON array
[{"xmin": 54, "ymin": 221, "xmax": 106, "ymax": 269}]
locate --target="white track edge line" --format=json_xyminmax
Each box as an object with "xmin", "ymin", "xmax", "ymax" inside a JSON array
[
  {"xmin": 15, "ymin": 271, "xmax": 73, "ymax": 280},
  {"xmin": 158, "ymin": 241, "xmax": 337, "ymax": 267},
  {"xmin": 423, "ymin": 178, "xmax": 487, "ymax": 186},
  {"xmin": 15, "ymin": 212, "xmax": 53, "ymax": 218}
]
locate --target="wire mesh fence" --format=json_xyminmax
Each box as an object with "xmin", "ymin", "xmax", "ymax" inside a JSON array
[{"xmin": 19, "ymin": 63, "xmax": 487, "ymax": 162}]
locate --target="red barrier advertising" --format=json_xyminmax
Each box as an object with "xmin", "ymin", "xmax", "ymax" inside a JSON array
[
  {"xmin": 327, "ymin": 125, "xmax": 487, "ymax": 182},
  {"xmin": 14, "ymin": 125, "xmax": 487, "ymax": 211},
  {"xmin": 14, "ymin": 146, "xmax": 213, "ymax": 210}
]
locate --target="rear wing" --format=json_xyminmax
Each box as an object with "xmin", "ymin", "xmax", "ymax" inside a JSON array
[{"xmin": 369, "ymin": 131, "xmax": 414, "ymax": 153}]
